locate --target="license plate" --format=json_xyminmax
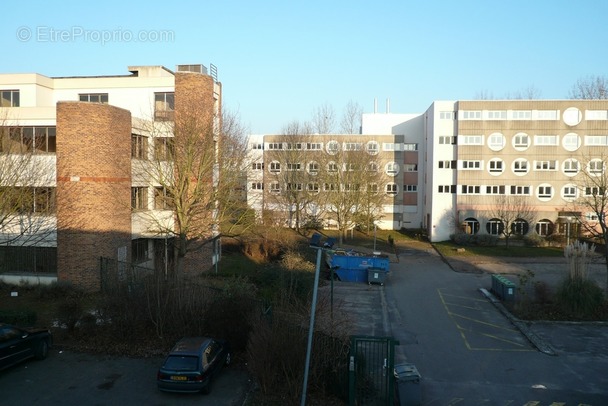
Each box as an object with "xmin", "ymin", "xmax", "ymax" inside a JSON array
[{"xmin": 170, "ymin": 376, "xmax": 187, "ymax": 381}]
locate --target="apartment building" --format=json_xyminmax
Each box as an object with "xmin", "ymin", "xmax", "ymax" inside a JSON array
[
  {"xmin": 0, "ymin": 64, "xmax": 221, "ymax": 289},
  {"xmin": 249, "ymin": 100, "xmax": 608, "ymax": 243}
]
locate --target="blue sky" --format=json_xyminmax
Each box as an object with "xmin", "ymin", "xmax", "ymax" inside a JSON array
[{"xmin": 3, "ymin": 1, "xmax": 608, "ymax": 134}]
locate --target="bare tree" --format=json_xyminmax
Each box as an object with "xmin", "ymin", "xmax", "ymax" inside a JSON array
[
  {"xmin": 487, "ymin": 194, "xmax": 536, "ymax": 248},
  {"xmin": 311, "ymin": 103, "xmax": 336, "ymax": 134},
  {"xmin": 339, "ymin": 100, "xmax": 363, "ymax": 134},
  {"xmin": 568, "ymin": 75, "xmax": 608, "ymax": 99},
  {"xmin": 509, "ymin": 85, "xmax": 542, "ymax": 100},
  {"xmin": 571, "ymin": 154, "xmax": 608, "ymax": 290}
]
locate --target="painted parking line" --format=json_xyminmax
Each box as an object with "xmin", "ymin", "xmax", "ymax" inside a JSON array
[{"xmin": 439, "ymin": 288, "xmax": 534, "ymax": 352}]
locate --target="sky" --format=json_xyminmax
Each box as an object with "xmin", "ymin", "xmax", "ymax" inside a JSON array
[{"xmin": 3, "ymin": 0, "xmax": 608, "ymax": 134}]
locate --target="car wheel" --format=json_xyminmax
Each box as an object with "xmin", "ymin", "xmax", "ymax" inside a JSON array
[
  {"xmin": 35, "ymin": 339, "xmax": 49, "ymax": 360},
  {"xmin": 225, "ymin": 352, "xmax": 231, "ymax": 366}
]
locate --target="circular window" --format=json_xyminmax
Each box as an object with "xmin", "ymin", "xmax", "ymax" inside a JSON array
[
  {"xmin": 486, "ymin": 218, "xmax": 504, "ymax": 236},
  {"xmin": 462, "ymin": 218, "xmax": 480, "ymax": 235},
  {"xmin": 562, "ymin": 133, "xmax": 581, "ymax": 152},
  {"xmin": 307, "ymin": 161, "xmax": 319, "ymax": 175},
  {"xmin": 587, "ymin": 159, "xmax": 605, "ymax": 176},
  {"xmin": 512, "ymin": 158, "xmax": 529, "ymax": 176},
  {"xmin": 536, "ymin": 183, "xmax": 554, "ymax": 202},
  {"xmin": 512, "ymin": 132, "xmax": 530, "ymax": 151},
  {"xmin": 561, "ymin": 184, "xmax": 578, "ymax": 202},
  {"xmin": 385, "ymin": 162, "xmax": 400, "ymax": 176},
  {"xmin": 326, "ymin": 140, "xmax": 339, "ymax": 155},
  {"xmin": 385, "ymin": 183, "xmax": 398, "ymax": 196},
  {"xmin": 487, "ymin": 132, "xmax": 505, "ymax": 151},
  {"xmin": 487, "ymin": 158, "xmax": 504, "ymax": 176},
  {"xmin": 562, "ymin": 158, "xmax": 580, "ymax": 177},
  {"xmin": 535, "ymin": 219, "xmax": 554, "ymax": 236},
  {"xmin": 563, "ymin": 107, "xmax": 582, "ymax": 126},
  {"xmin": 511, "ymin": 219, "xmax": 529, "ymax": 236},
  {"xmin": 366, "ymin": 141, "xmax": 379, "ymax": 155}
]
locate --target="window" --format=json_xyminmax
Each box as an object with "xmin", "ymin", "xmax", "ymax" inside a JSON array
[
  {"xmin": 510, "ymin": 110, "xmax": 532, "ymax": 120},
  {"xmin": 438, "ymin": 185, "xmax": 456, "ymax": 193},
  {"xmin": 343, "ymin": 183, "xmax": 360, "ymax": 192},
  {"xmin": 367, "ymin": 183, "xmax": 379, "ymax": 194},
  {"xmin": 588, "ymin": 159, "xmax": 605, "ymax": 175},
  {"xmin": 584, "ymin": 186, "xmax": 605, "ymax": 196},
  {"xmin": 562, "ymin": 184, "xmax": 578, "ymax": 201},
  {"xmin": 511, "ymin": 219, "xmax": 529, "ymax": 236},
  {"xmin": 562, "ymin": 133, "xmax": 581, "ymax": 151},
  {"xmin": 403, "ymin": 143, "xmax": 418, "ymax": 151},
  {"xmin": 438, "ymin": 136, "xmax": 456, "ymax": 145},
  {"xmin": 534, "ymin": 160, "xmax": 557, "ymax": 171},
  {"xmin": 269, "ymin": 161, "xmax": 281, "ymax": 173},
  {"xmin": 344, "ymin": 142, "xmax": 362, "ymax": 151},
  {"xmin": 131, "ymin": 134, "xmax": 147, "ymax": 159},
  {"xmin": 154, "ymin": 137, "xmax": 173, "ymax": 161},
  {"xmin": 131, "ymin": 239, "xmax": 149, "ymax": 264},
  {"xmin": 250, "ymin": 182, "xmax": 264, "ymax": 190},
  {"xmin": 267, "ymin": 142, "xmax": 283, "ymax": 150},
  {"xmin": 510, "ymin": 185, "xmax": 530, "ymax": 195},
  {"xmin": 439, "ymin": 111, "xmax": 454, "ymax": 119},
  {"xmin": 461, "ymin": 185, "xmax": 481, "ymax": 194},
  {"xmin": 286, "ymin": 142, "xmax": 303, "ymax": 150},
  {"xmin": 535, "ymin": 219, "xmax": 553, "ymax": 236},
  {"xmin": 286, "ymin": 183, "xmax": 302, "ymax": 191},
  {"xmin": 5, "ymin": 187, "xmax": 57, "ymax": 214},
  {"xmin": 438, "ymin": 160, "xmax": 456, "ymax": 169},
  {"xmin": 382, "ymin": 143, "xmax": 399, "ymax": 151},
  {"xmin": 459, "ymin": 135, "xmax": 483, "ymax": 145},
  {"xmin": 404, "ymin": 164, "xmax": 417, "ymax": 172},
  {"xmin": 586, "ymin": 110, "xmax": 608, "ymax": 120},
  {"xmin": 307, "ymin": 183, "xmax": 319, "ymax": 193},
  {"xmin": 460, "ymin": 110, "xmax": 481, "ymax": 119},
  {"xmin": 307, "ymin": 161, "xmax": 319, "ymax": 175},
  {"xmin": 269, "ymin": 182, "xmax": 280, "ymax": 193},
  {"xmin": 251, "ymin": 143, "xmax": 263, "ymax": 150},
  {"xmin": 488, "ymin": 159, "xmax": 504, "ymax": 175},
  {"xmin": 462, "ymin": 218, "xmax": 479, "ymax": 234},
  {"xmin": 563, "ymin": 159, "xmax": 580, "ymax": 176},
  {"xmin": 486, "ymin": 219, "xmax": 504, "ymax": 236},
  {"xmin": 512, "ymin": 133, "xmax": 530, "ymax": 150},
  {"xmin": 154, "ymin": 92, "xmax": 174, "ymax": 121},
  {"xmin": 585, "ymin": 135, "xmax": 608, "ymax": 146},
  {"xmin": 0, "ymin": 126, "xmax": 57, "ymax": 154},
  {"xmin": 386, "ymin": 162, "xmax": 400, "ymax": 175},
  {"xmin": 385, "ymin": 183, "xmax": 398, "ymax": 196},
  {"xmin": 404, "ymin": 185, "xmax": 417, "ymax": 192},
  {"xmin": 366, "ymin": 161, "xmax": 379, "ymax": 172},
  {"xmin": 327, "ymin": 161, "xmax": 338, "ymax": 172},
  {"xmin": 486, "ymin": 185, "xmax": 505, "ymax": 194},
  {"xmin": 306, "ymin": 142, "xmax": 322, "ymax": 150},
  {"xmin": 252, "ymin": 162, "xmax": 264, "ymax": 170},
  {"xmin": 326, "ymin": 140, "xmax": 339, "ymax": 155},
  {"xmin": 487, "ymin": 110, "xmax": 507, "ymax": 120},
  {"xmin": 79, "ymin": 93, "xmax": 108, "ymax": 103},
  {"xmin": 366, "ymin": 141, "xmax": 379, "ymax": 155},
  {"xmin": 487, "ymin": 133, "xmax": 505, "ymax": 151},
  {"xmin": 154, "ymin": 187, "xmax": 172, "ymax": 209},
  {"xmin": 286, "ymin": 162, "xmax": 302, "ymax": 171},
  {"xmin": 534, "ymin": 135, "xmax": 558, "ymax": 146},
  {"xmin": 512, "ymin": 159, "xmax": 529, "ymax": 175},
  {"xmin": 324, "ymin": 183, "xmax": 338, "ymax": 192},
  {"xmin": 537, "ymin": 184, "xmax": 553, "ymax": 200},
  {"xmin": 344, "ymin": 163, "xmax": 361, "ymax": 172},
  {"xmin": 461, "ymin": 160, "xmax": 481, "ymax": 170},
  {"xmin": 1, "ymin": 90, "xmax": 19, "ymax": 107},
  {"xmin": 535, "ymin": 110, "xmax": 559, "ymax": 120},
  {"xmin": 131, "ymin": 187, "xmax": 148, "ymax": 210}
]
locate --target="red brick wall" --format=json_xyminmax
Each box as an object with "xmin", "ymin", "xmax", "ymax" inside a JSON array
[{"xmin": 56, "ymin": 102, "xmax": 132, "ymax": 290}]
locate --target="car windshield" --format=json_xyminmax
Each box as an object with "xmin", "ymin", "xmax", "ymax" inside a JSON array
[{"xmin": 163, "ymin": 355, "xmax": 199, "ymax": 371}]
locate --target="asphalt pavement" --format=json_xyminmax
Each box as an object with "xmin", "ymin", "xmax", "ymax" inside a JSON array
[{"xmin": 321, "ymin": 239, "xmax": 608, "ymax": 405}]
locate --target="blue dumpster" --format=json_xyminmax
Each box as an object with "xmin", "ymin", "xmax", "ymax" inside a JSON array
[{"xmin": 327, "ymin": 250, "xmax": 389, "ymax": 283}]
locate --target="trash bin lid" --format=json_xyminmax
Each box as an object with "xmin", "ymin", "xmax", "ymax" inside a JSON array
[{"xmin": 394, "ymin": 363, "xmax": 420, "ymax": 380}]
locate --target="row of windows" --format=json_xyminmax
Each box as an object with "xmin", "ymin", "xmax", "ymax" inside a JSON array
[
  {"xmin": 456, "ymin": 132, "xmax": 606, "ymax": 152},
  {"xmin": 131, "ymin": 135, "xmax": 174, "ymax": 160},
  {"xmin": 261, "ymin": 141, "xmax": 418, "ymax": 154},
  {"xmin": 131, "ymin": 187, "xmax": 172, "ymax": 211},
  {"xmin": 458, "ymin": 110, "xmax": 560, "ymax": 121},
  {"xmin": 457, "ymin": 183, "xmax": 607, "ymax": 202},
  {"xmin": 251, "ymin": 182, "xmax": 418, "ymax": 195},
  {"xmin": 456, "ymin": 157, "xmax": 602, "ymax": 177},
  {"xmin": 1, "ymin": 187, "xmax": 56, "ymax": 213},
  {"xmin": 0, "ymin": 126, "xmax": 56, "ymax": 154},
  {"xmin": 263, "ymin": 160, "xmax": 418, "ymax": 175}
]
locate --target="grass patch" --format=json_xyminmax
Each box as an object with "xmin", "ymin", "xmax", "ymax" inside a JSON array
[{"xmin": 433, "ymin": 240, "xmax": 564, "ymax": 258}]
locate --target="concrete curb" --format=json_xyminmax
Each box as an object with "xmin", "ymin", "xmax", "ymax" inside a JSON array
[{"xmin": 479, "ymin": 288, "xmax": 557, "ymax": 356}]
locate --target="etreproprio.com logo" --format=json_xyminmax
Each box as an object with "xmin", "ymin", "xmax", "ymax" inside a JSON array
[{"xmin": 16, "ymin": 26, "xmax": 175, "ymax": 45}]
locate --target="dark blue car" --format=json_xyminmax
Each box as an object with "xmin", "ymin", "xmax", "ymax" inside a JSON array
[
  {"xmin": 157, "ymin": 336, "xmax": 231, "ymax": 394},
  {"xmin": 0, "ymin": 323, "xmax": 52, "ymax": 371}
]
